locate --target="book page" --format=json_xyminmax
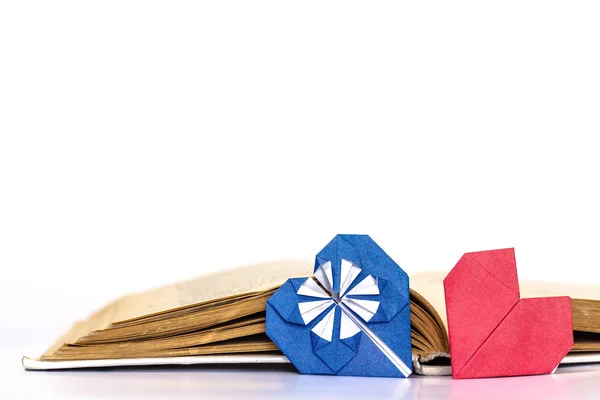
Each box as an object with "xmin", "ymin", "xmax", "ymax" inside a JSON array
[
  {"xmin": 519, "ymin": 280, "xmax": 600, "ymax": 300},
  {"xmin": 111, "ymin": 259, "xmax": 313, "ymax": 323},
  {"xmin": 410, "ymin": 271, "xmax": 449, "ymax": 329}
]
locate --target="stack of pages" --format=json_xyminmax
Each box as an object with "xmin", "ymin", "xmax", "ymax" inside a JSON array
[{"xmin": 23, "ymin": 260, "xmax": 600, "ymax": 375}]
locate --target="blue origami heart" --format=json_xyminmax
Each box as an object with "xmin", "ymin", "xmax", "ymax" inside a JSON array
[{"xmin": 266, "ymin": 234, "xmax": 412, "ymax": 377}]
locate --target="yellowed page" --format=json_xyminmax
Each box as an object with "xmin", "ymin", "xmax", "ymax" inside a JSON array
[
  {"xmin": 519, "ymin": 280, "xmax": 600, "ymax": 300},
  {"xmin": 410, "ymin": 271, "xmax": 449, "ymax": 329},
  {"xmin": 111, "ymin": 260, "xmax": 312, "ymax": 323}
]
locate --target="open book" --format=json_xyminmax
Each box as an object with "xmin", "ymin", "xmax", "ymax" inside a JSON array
[{"xmin": 23, "ymin": 260, "xmax": 600, "ymax": 375}]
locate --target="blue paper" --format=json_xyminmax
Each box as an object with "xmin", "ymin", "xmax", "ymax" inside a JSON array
[{"xmin": 266, "ymin": 234, "xmax": 412, "ymax": 378}]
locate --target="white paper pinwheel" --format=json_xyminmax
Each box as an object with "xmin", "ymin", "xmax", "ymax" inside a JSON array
[{"xmin": 297, "ymin": 260, "xmax": 382, "ymax": 342}]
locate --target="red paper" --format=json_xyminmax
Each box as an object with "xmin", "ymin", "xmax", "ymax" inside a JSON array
[{"xmin": 443, "ymin": 248, "xmax": 574, "ymax": 379}]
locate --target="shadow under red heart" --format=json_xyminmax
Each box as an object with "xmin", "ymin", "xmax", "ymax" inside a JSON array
[{"xmin": 443, "ymin": 248, "xmax": 573, "ymax": 379}]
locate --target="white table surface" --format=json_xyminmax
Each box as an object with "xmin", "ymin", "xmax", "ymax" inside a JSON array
[{"xmin": 4, "ymin": 343, "xmax": 600, "ymax": 399}]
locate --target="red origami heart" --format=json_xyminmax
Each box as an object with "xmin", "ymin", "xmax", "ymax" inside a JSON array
[{"xmin": 443, "ymin": 248, "xmax": 574, "ymax": 379}]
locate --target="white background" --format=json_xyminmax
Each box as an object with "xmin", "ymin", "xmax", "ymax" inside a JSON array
[{"xmin": 1, "ymin": 0, "xmax": 600, "ymax": 377}]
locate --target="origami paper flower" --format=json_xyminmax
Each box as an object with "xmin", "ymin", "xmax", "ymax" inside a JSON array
[{"xmin": 266, "ymin": 234, "xmax": 412, "ymax": 377}]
